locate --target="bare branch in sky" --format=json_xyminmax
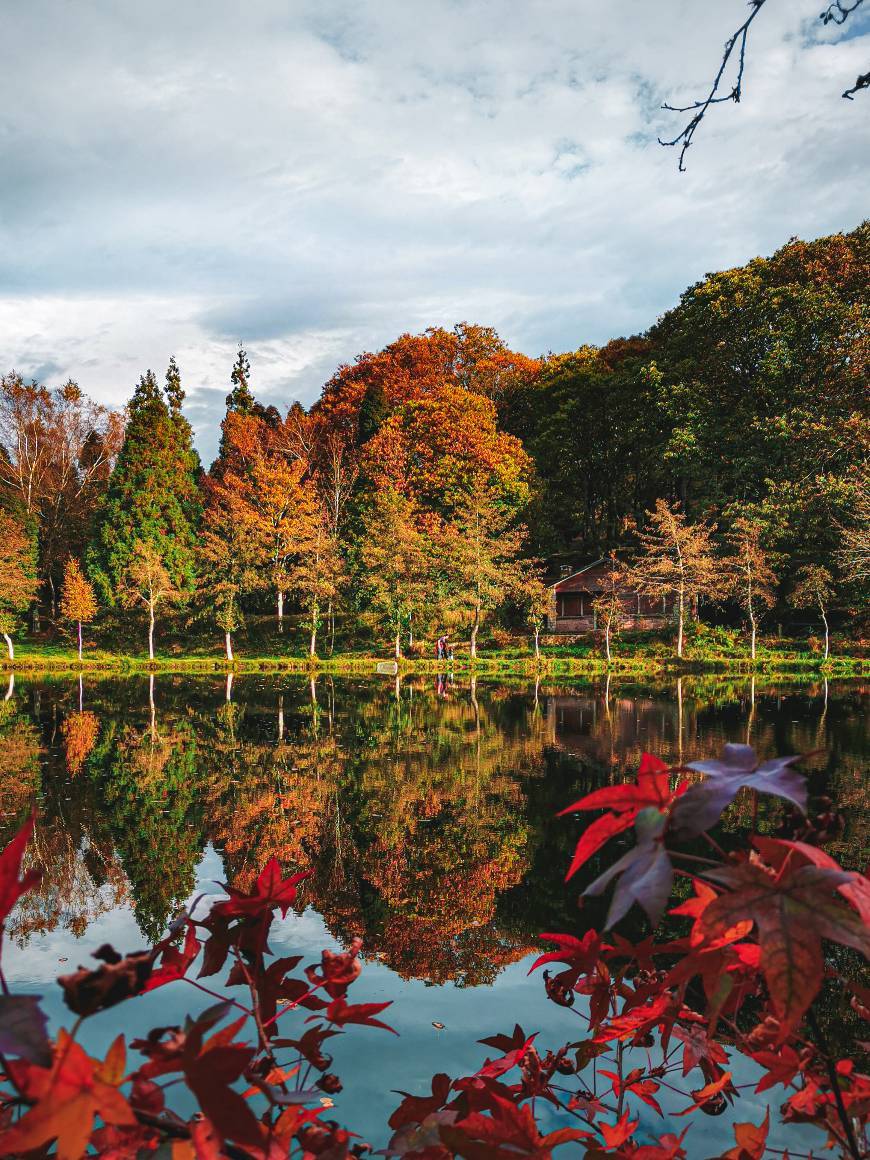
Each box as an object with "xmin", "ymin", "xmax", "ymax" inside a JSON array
[{"xmin": 660, "ymin": 0, "xmax": 867, "ymax": 169}]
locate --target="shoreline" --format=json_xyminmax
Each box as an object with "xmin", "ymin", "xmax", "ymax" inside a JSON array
[{"xmin": 0, "ymin": 646, "xmax": 864, "ymax": 679}]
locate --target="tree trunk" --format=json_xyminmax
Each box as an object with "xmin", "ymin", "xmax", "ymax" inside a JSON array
[
  {"xmin": 328, "ymin": 600, "xmax": 335, "ymax": 656},
  {"xmin": 3, "ymin": 633, "xmax": 13, "ymax": 661},
  {"xmin": 534, "ymin": 627, "xmax": 540, "ymax": 660},
  {"xmin": 605, "ymin": 621, "xmax": 611, "ymax": 663},
  {"xmin": 749, "ymin": 610, "xmax": 757, "ymax": 661},
  {"xmin": 277, "ymin": 590, "xmax": 284, "ymax": 633},
  {"xmin": 394, "ymin": 628, "xmax": 401, "ymax": 660},
  {"xmin": 77, "ymin": 620, "xmax": 83, "ymax": 662},
  {"xmin": 470, "ymin": 605, "xmax": 480, "ymax": 659},
  {"xmin": 310, "ymin": 601, "xmax": 318, "ymax": 658},
  {"xmin": 225, "ymin": 632, "xmax": 233, "ymax": 662},
  {"xmin": 676, "ymin": 589, "xmax": 684, "ymax": 659},
  {"xmin": 49, "ymin": 574, "xmax": 57, "ymax": 620},
  {"xmin": 821, "ymin": 608, "xmax": 829, "ymax": 660},
  {"xmin": 148, "ymin": 607, "xmax": 155, "ymax": 662}
]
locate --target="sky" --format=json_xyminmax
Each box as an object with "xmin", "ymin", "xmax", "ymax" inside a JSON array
[{"xmin": 1, "ymin": 0, "xmax": 868, "ymax": 459}]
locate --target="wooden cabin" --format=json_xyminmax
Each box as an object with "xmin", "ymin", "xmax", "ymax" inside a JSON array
[{"xmin": 547, "ymin": 559, "xmax": 670, "ymax": 634}]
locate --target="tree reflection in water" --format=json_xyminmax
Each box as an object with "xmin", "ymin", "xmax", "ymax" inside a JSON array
[{"xmin": 1, "ymin": 674, "xmax": 866, "ymax": 984}]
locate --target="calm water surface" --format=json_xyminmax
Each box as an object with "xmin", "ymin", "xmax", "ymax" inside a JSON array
[{"xmin": 1, "ymin": 674, "xmax": 866, "ymax": 1149}]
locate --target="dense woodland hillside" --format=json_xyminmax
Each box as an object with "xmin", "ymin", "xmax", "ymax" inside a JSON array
[{"xmin": 0, "ymin": 223, "xmax": 867, "ymax": 660}]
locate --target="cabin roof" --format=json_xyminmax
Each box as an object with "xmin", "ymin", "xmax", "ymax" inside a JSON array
[{"xmin": 547, "ymin": 558, "xmax": 606, "ymax": 591}]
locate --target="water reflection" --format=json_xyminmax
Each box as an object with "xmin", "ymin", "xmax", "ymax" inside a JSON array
[{"xmin": 1, "ymin": 674, "xmax": 866, "ymax": 985}]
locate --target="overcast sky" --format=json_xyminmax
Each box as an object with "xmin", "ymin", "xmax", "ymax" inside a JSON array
[{"xmin": 1, "ymin": 0, "xmax": 868, "ymax": 459}]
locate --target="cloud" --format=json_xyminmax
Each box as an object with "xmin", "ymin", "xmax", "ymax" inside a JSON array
[{"xmin": 0, "ymin": 0, "xmax": 867, "ymax": 460}]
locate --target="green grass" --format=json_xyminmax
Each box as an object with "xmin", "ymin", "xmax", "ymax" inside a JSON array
[{"xmin": 3, "ymin": 639, "xmax": 865, "ymax": 678}]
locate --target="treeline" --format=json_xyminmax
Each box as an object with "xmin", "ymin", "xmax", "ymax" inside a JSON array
[{"xmin": 0, "ymin": 223, "xmax": 866, "ymax": 660}]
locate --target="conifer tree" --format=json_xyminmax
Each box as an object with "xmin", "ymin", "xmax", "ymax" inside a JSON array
[
  {"xmin": 59, "ymin": 557, "xmax": 97, "ymax": 660},
  {"xmin": 88, "ymin": 364, "xmax": 201, "ymax": 605},
  {"xmin": 226, "ymin": 345, "xmax": 254, "ymax": 414}
]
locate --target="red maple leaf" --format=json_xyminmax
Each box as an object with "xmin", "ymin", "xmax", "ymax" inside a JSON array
[
  {"xmin": 0, "ymin": 1031, "xmax": 135, "ymax": 1160},
  {"xmin": 670, "ymin": 744, "xmax": 806, "ymax": 838},
  {"xmin": 211, "ymin": 858, "xmax": 311, "ymax": 919},
  {"xmin": 317, "ymin": 996, "xmax": 397, "ymax": 1035},
  {"xmin": 0, "ymin": 813, "xmax": 42, "ymax": 927},
  {"xmin": 144, "ymin": 922, "xmax": 200, "ymax": 991},
  {"xmin": 559, "ymin": 754, "xmax": 683, "ymax": 880},
  {"xmin": 695, "ymin": 860, "xmax": 870, "ymax": 1035},
  {"xmin": 722, "ymin": 1108, "xmax": 769, "ymax": 1159}
]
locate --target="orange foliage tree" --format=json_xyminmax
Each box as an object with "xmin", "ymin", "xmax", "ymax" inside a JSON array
[
  {"xmin": 59, "ymin": 557, "xmax": 98, "ymax": 660},
  {"xmin": 0, "ymin": 512, "xmax": 38, "ymax": 660}
]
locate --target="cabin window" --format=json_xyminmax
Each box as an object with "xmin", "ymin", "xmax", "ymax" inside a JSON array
[{"xmin": 557, "ymin": 593, "xmax": 584, "ymax": 617}]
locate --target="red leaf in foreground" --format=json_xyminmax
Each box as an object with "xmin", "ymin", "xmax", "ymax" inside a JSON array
[
  {"xmin": 696, "ymin": 861, "xmax": 870, "ymax": 1035},
  {"xmin": 673, "ymin": 1070, "xmax": 733, "ymax": 1116},
  {"xmin": 751, "ymin": 1044, "xmax": 803, "ymax": 1093},
  {"xmin": 389, "ymin": 1072, "xmax": 453, "ymax": 1130},
  {"xmin": 722, "ymin": 1108, "xmax": 769, "ymax": 1159},
  {"xmin": 442, "ymin": 1094, "xmax": 585, "ymax": 1159},
  {"xmin": 0, "ymin": 812, "xmax": 42, "ymax": 927},
  {"xmin": 670, "ymin": 745, "xmax": 806, "ymax": 838},
  {"xmin": 319, "ymin": 996, "xmax": 398, "ymax": 1035},
  {"xmin": 144, "ymin": 922, "xmax": 200, "ymax": 991},
  {"xmin": 753, "ymin": 835, "xmax": 870, "ymax": 924},
  {"xmin": 599, "ymin": 1109, "xmax": 638, "ymax": 1149},
  {"xmin": 559, "ymin": 754, "xmax": 682, "ymax": 880},
  {"xmin": 584, "ymin": 808, "xmax": 673, "ymax": 927},
  {"xmin": 0, "ymin": 1031, "xmax": 135, "ymax": 1160},
  {"xmin": 212, "ymin": 857, "xmax": 311, "ymax": 919}
]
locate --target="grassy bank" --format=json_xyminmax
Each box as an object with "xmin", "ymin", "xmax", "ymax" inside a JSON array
[{"xmin": 2, "ymin": 640, "xmax": 865, "ymax": 678}]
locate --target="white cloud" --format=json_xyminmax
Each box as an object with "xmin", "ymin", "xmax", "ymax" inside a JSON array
[{"xmin": 0, "ymin": 0, "xmax": 867, "ymax": 460}]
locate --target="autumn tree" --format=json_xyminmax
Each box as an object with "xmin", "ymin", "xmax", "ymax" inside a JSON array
[
  {"xmin": 590, "ymin": 555, "xmax": 632, "ymax": 663},
  {"xmin": 88, "ymin": 363, "xmax": 201, "ymax": 605},
  {"xmin": 523, "ymin": 576, "xmax": 552, "ymax": 661},
  {"xmin": 356, "ymin": 489, "xmax": 429, "ymax": 659},
  {"xmin": 361, "ymin": 385, "xmax": 531, "ymax": 521},
  {"xmin": 0, "ymin": 512, "xmax": 38, "ymax": 659},
  {"xmin": 120, "ymin": 540, "xmax": 182, "ymax": 661},
  {"xmin": 627, "ymin": 499, "xmax": 726, "ymax": 658},
  {"xmin": 789, "ymin": 564, "xmax": 836, "ymax": 659},
  {"xmin": 724, "ymin": 516, "xmax": 778, "ymax": 659},
  {"xmin": 197, "ymin": 476, "xmax": 262, "ymax": 662},
  {"xmin": 59, "ymin": 557, "xmax": 98, "ymax": 660},
  {"xmin": 0, "ymin": 374, "xmax": 122, "ymax": 622},
  {"xmin": 441, "ymin": 487, "xmax": 529, "ymax": 659},
  {"xmin": 288, "ymin": 501, "xmax": 346, "ymax": 658},
  {"xmin": 247, "ymin": 454, "xmax": 314, "ymax": 632}
]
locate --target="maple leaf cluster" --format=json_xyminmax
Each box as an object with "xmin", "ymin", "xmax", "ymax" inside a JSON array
[{"xmin": 0, "ymin": 743, "xmax": 867, "ymax": 1159}]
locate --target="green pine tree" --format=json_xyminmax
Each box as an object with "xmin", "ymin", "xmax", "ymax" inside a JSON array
[
  {"xmin": 88, "ymin": 365, "xmax": 202, "ymax": 605},
  {"xmin": 226, "ymin": 345, "xmax": 254, "ymax": 414}
]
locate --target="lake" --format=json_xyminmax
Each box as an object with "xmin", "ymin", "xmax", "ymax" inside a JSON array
[{"xmin": 1, "ymin": 673, "xmax": 866, "ymax": 1151}]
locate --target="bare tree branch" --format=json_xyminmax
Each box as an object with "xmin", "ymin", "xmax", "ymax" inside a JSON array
[{"xmin": 660, "ymin": 0, "xmax": 867, "ymax": 170}]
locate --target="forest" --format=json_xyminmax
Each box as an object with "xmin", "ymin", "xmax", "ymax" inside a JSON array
[{"xmin": 0, "ymin": 223, "xmax": 867, "ymax": 665}]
